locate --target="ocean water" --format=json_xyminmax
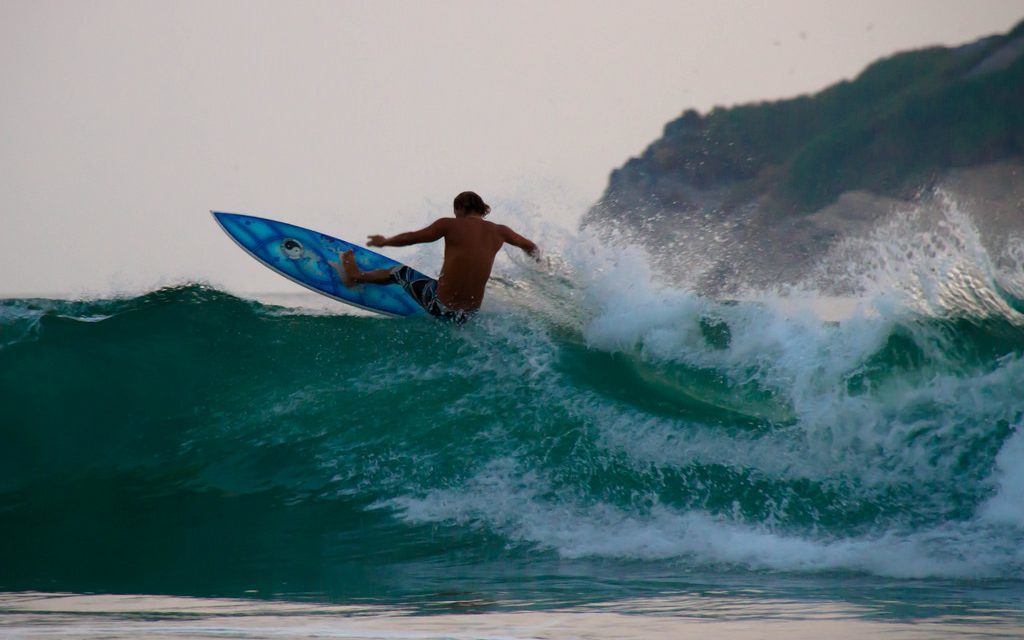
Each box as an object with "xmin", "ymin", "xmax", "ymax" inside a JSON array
[{"xmin": 2, "ymin": 198, "xmax": 1024, "ymax": 638}]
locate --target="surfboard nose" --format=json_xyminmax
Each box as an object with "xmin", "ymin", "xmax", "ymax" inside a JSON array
[
  {"xmin": 210, "ymin": 211, "xmax": 229, "ymax": 228},
  {"xmin": 211, "ymin": 211, "xmax": 251, "ymax": 231}
]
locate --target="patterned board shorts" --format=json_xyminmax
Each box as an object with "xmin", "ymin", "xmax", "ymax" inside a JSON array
[{"xmin": 389, "ymin": 266, "xmax": 473, "ymax": 324}]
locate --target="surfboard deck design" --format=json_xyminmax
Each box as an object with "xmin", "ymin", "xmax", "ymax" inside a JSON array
[{"xmin": 212, "ymin": 211, "xmax": 428, "ymax": 317}]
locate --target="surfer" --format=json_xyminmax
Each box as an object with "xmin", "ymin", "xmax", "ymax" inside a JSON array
[{"xmin": 332, "ymin": 191, "xmax": 538, "ymax": 323}]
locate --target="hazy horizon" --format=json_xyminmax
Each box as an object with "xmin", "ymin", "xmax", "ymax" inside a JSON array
[{"xmin": 3, "ymin": 0, "xmax": 1024, "ymax": 296}]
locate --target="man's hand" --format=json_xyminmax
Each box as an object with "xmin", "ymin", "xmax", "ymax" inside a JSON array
[
  {"xmin": 498, "ymin": 225, "xmax": 539, "ymax": 261},
  {"xmin": 367, "ymin": 235, "xmax": 388, "ymax": 247}
]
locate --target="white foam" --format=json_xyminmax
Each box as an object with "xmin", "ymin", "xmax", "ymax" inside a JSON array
[
  {"xmin": 980, "ymin": 422, "xmax": 1024, "ymax": 528},
  {"xmin": 372, "ymin": 195, "xmax": 1024, "ymax": 580},
  {"xmin": 385, "ymin": 457, "xmax": 1021, "ymax": 579},
  {"xmin": 810, "ymin": 191, "xmax": 1024, "ymax": 322}
]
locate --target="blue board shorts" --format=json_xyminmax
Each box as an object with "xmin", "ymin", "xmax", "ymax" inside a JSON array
[{"xmin": 389, "ymin": 266, "xmax": 474, "ymax": 324}]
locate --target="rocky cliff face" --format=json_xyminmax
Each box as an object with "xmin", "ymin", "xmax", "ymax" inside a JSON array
[{"xmin": 584, "ymin": 21, "xmax": 1024, "ymax": 294}]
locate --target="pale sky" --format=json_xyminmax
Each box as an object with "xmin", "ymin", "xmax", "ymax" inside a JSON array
[{"xmin": 3, "ymin": 0, "xmax": 1023, "ymax": 296}]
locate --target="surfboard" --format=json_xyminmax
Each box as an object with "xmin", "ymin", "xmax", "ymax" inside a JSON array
[{"xmin": 212, "ymin": 211, "xmax": 428, "ymax": 317}]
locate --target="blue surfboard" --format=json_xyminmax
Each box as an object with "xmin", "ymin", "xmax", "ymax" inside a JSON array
[{"xmin": 212, "ymin": 211, "xmax": 428, "ymax": 317}]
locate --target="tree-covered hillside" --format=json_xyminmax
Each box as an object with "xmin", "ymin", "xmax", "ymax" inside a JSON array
[{"xmin": 591, "ymin": 19, "xmax": 1024, "ymax": 220}]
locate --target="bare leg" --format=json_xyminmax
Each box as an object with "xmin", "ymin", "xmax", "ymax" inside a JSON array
[{"xmin": 333, "ymin": 250, "xmax": 394, "ymax": 287}]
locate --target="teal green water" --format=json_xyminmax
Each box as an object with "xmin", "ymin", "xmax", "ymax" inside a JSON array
[{"xmin": 1, "ymin": 282, "xmax": 1023, "ymax": 612}]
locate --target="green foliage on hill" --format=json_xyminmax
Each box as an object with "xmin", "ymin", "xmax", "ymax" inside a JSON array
[{"xmin": 614, "ymin": 20, "xmax": 1024, "ymax": 214}]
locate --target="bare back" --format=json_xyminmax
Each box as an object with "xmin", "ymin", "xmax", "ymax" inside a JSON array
[
  {"xmin": 436, "ymin": 216, "xmax": 506, "ymax": 311},
  {"xmin": 358, "ymin": 209, "xmax": 537, "ymax": 315}
]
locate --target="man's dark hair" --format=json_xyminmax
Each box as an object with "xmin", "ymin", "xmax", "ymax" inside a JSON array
[{"xmin": 454, "ymin": 191, "xmax": 491, "ymax": 216}]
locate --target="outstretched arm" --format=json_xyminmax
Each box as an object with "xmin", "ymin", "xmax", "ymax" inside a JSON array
[
  {"xmin": 368, "ymin": 218, "xmax": 450, "ymax": 248},
  {"xmin": 499, "ymin": 225, "xmax": 539, "ymax": 260}
]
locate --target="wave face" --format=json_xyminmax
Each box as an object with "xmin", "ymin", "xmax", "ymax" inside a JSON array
[{"xmin": 2, "ymin": 198, "xmax": 1024, "ymax": 601}]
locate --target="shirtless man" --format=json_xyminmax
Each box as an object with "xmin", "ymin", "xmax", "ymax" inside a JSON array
[{"xmin": 333, "ymin": 191, "xmax": 538, "ymax": 323}]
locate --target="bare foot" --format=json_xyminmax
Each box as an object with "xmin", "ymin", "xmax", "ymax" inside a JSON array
[{"xmin": 336, "ymin": 249, "xmax": 362, "ymax": 287}]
